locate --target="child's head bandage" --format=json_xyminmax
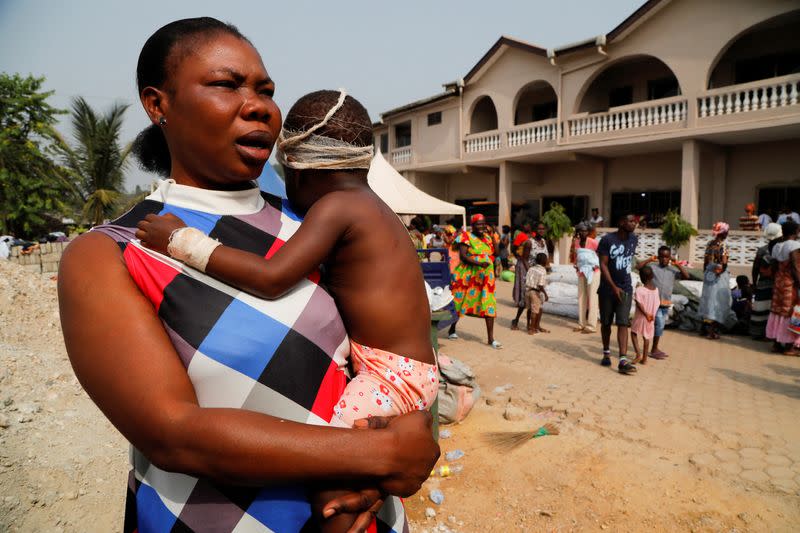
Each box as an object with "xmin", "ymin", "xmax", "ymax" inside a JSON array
[{"xmin": 276, "ymin": 89, "xmax": 374, "ymax": 170}]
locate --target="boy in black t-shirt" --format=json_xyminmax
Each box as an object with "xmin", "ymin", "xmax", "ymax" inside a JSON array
[{"xmin": 597, "ymin": 214, "xmax": 645, "ymax": 374}]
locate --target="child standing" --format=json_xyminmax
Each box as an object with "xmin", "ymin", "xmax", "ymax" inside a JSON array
[
  {"xmin": 631, "ymin": 265, "xmax": 660, "ymax": 365},
  {"xmin": 525, "ymin": 253, "xmax": 550, "ymax": 334}
]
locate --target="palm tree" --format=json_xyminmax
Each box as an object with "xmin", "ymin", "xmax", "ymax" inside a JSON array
[{"xmin": 57, "ymin": 97, "xmax": 130, "ymax": 226}]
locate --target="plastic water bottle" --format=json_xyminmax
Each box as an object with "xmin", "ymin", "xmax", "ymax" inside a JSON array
[
  {"xmin": 439, "ymin": 428, "xmax": 452, "ymax": 439},
  {"xmin": 429, "ymin": 489, "xmax": 444, "ymax": 505},
  {"xmin": 430, "ymin": 463, "xmax": 463, "ymax": 478},
  {"xmin": 444, "ymin": 449, "xmax": 464, "ymax": 461}
]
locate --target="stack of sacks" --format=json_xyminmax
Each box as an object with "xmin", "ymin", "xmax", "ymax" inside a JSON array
[{"xmin": 543, "ymin": 265, "xmax": 579, "ymax": 319}]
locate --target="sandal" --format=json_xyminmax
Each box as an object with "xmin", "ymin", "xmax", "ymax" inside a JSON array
[
  {"xmin": 618, "ymin": 359, "xmax": 637, "ymax": 375},
  {"xmin": 782, "ymin": 349, "xmax": 800, "ymax": 357}
]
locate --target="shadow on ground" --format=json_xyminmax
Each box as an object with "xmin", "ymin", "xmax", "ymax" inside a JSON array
[
  {"xmin": 537, "ymin": 338, "xmax": 600, "ymax": 365},
  {"xmin": 713, "ymin": 367, "xmax": 800, "ymax": 399}
]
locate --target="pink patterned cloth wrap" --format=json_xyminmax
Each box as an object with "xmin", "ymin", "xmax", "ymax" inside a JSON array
[
  {"xmin": 330, "ymin": 341, "xmax": 439, "ymax": 427},
  {"xmin": 631, "ymin": 286, "xmax": 660, "ymax": 339}
]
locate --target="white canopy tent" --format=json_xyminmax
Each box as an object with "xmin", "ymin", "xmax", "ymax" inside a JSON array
[{"xmin": 367, "ymin": 151, "xmax": 466, "ymax": 227}]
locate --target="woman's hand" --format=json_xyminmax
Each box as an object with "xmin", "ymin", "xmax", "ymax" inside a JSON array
[
  {"xmin": 135, "ymin": 213, "xmax": 187, "ymax": 255},
  {"xmin": 376, "ymin": 411, "xmax": 440, "ymax": 497}
]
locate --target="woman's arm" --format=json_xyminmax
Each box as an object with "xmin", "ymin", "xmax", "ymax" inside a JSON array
[
  {"xmin": 58, "ymin": 232, "xmax": 439, "ymax": 494},
  {"xmin": 137, "ymin": 192, "xmax": 352, "ymax": 300},
  {"xmin": 458, "ymin": 242, "xmax": 488, "ymax": 268}
]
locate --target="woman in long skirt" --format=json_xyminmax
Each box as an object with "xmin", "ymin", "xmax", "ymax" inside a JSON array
[
  {"xmin": 698, "ymin": 222, "xmax": 732, "ymax": 340},
  {"xmin": 511, "ymin": 239, "xmax": 532, "ymax": 330},
  {"xmin": 749, "ymin": 223, "xmax": 782, "ymax": 339},
  {"xmin": 766, "ymin": 220, "xmax": 800, "ymax": 355},
  {"xmin": 449, "ymin": 214, "xmax": 501, "ymax": 348}
]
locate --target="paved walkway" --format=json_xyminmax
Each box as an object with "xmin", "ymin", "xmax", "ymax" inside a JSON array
[{"xmin": 448, "ymin": 282, "xmax": 800, "ymax": 494}]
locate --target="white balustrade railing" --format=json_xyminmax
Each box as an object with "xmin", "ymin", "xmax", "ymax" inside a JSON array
[
  {"xmin": 595, "ymin": 228, "xmax": 765, "ymax": 266},
  {"xmin": 507, "ymin": 119, "xmax": 559, "ymax": 147},
  {"xmin": 595, "ymin": 229, "xmax": 666, "ymax": 260},
  {"xmin": 464, "ymin": 131, "xmax": 501, "ymax": 153},
  {"xmin": 698, "ymin": 74, "xmax": 800, "ymax": 118},
  {"xmin": 568, "ymin": 97, "xmax": 687, "ymax": 137},
  {"xmin": 391, "ymin": 147, "xmax": 412, "ymax": 165},
  {"xmin": 692, "ymin": 230, "xmax": 766, "ymax": 266}
]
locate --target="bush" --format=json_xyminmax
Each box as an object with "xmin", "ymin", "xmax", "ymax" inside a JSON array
[
  {"xmin": 661, "ymin": 210, "xmax": 697, "ymax": 248},
  {"xmin": 541, "ymin": 202, "xmax": 573, "ymax": 241}
]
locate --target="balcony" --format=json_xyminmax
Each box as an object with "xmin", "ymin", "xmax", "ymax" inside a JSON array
[
  {"xmin": 507, "ymin": 118, "xmax": 560, "ymax": 147},
  {"xmin": 697, "ymin": 73, "xmax": 800, "ymax": 121},
  {"xmin": 568, "ymin": 96, "xmax": 688, "ymax": 140},
  {"xmin": 391, "ymin": 147, "xmax": 412, "ymax": 165},
  {"xmin": 464, "ymin": 131, "xmax": 501, "ymax": 153}
]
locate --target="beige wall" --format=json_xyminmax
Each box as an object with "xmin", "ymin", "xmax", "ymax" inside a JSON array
[
  {"xmin": 561, "ymin": 0, "xmax": 797, "ymax": 120},
  {"xmin": 464, "ymin": 46, "xmax": 559, "ymax": 131},
  {"xmin": 725, "ymin": 139, "xmax": 800, "ymax": 223},
  {"xmin": 415, "ymin": 105, "xmax": 460, "ymax": 163}
]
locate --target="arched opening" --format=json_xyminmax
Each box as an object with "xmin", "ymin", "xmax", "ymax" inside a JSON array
[
  {"xmin": 469, "ymin": 96, "xmax": 498, "ymax": 133},
  {"xmin": 577, "ymin": 55, "xmax": 681, "ymax": 114},
  {"xmin": 708, "ymin": 10, "xmax": 800, "ymax": 89},
  {"xmin": 514, "ymin": 81, "xmax": 558, "ymax": 125}
]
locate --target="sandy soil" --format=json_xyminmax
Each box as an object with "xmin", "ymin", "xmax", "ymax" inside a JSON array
[{"xmin": 1, "ymin": 259, "xmax": 799, "ymax": 532}]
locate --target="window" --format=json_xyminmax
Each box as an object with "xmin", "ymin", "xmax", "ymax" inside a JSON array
[
  {"xmin": 735, "ymin": 52, "xmax": 800, "ymax": 84},
  {"xmin": 758, "ymin": 186, "xmax": 800, "ymax": 216},
  {"xmin": 427, "ymin": 111, "xmax": 442, "ymax": 126},
  {"xmin": 531, "ymin": 101, "xmax": 557, "ymax": 122},
  {"xmin": 394, "ymin": 122, "xmax": 411, "ymax": 148},
  {"xmin": 647, "ymin": 77, "xmax": 680, "ymax": 100},
  {"xmin": 379, "ymin": 134, "xmax": 388, "ymax": 154},
  {"xmin": 610, "ymin": 190, "xmax": 681, "ymax": 227},
  {"xmin": 542, "ymin": 196, "xmax": 588, "ymax": 225},
  {"xmin": 608, "ymin": 86, "xmax": 633, "ymax": 108}
]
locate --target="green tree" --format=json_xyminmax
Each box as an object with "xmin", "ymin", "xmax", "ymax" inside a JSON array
[
  {"xmin": 57, "ymin": 96, "xmax": 130, "ymax": 225},
  {"xmin": 0, "ymin": 73, "xmax": 72, "ymax": 238},
  {"xmin": 541, "ymin": 202, "xmax": 574, "ymax": 241}
]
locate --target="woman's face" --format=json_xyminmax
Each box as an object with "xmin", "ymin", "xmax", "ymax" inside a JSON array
[
  {"xmin": 157, "ymin": 34, "xmax": 282, "ymax": 188},
  {"xmin": 472, "ymin": 219, "xmax": 486, "ymax": 235},
  {"xmin": 536, "ymin": 224, "xmax": 546, "ymax": 237}
]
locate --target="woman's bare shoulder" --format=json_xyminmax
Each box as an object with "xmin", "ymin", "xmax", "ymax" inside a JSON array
[{"xmin": 58, "ymin": 231, "xmax": 126, "ymax": 285}]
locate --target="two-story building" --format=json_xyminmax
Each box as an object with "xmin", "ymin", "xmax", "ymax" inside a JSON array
[{"xmin": 374, "ymin": 0, "xmax": 800, "ymax": 263}]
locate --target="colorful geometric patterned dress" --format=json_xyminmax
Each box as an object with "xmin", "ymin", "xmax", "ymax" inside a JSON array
[
  {"xmin": 93, "ymin": 180, "xmax": 407, "ymax": 533},
  {"xmin": 450, "ymin": 231, "xmax": 497, "ymax": 318}
]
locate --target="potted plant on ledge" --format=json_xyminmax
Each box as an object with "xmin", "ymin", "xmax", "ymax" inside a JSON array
[
  {"xmin": 541, "ymin": 202, "xmax": 574, "ymax": 264},
  {"xmin": 661, "ymin": 209, "xmax": 697, "ymax": 262}
]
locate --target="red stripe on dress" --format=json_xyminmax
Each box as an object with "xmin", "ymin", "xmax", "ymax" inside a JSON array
[
  {"xmin": 123, "ymin": 246, "xmax": 181, "ymax": 312},
  {"xmin": 310, "ymin": 360, "xmax": 348, "ymax": 422}
]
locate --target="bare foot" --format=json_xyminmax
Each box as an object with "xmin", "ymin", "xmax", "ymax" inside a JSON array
[
  {"xmin": 538, "ymin": 328, "xmax": 551, "ymax": 334},
  {"xmin": 527, "ymin": 329, "xmax": 538, "ymax": 335},
  {"xmin": 510, "ymin": 323, "xmax": 519, "ymax": 331},
  {"xmin": 632, "ymin": 354, "xmax": 642, "ymax": 364},
  {"xmin": 572, "ymin": 327, "xmax": 584, "ymax": 332},
  {"xmin": 640, "ymin": 356, "xmax": 648, "ymax": 365}
]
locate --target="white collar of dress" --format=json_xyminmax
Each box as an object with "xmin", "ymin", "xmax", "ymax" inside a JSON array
[{"xmin": 146, "ymin": 179, "xmax": 266, "ymax": 215}]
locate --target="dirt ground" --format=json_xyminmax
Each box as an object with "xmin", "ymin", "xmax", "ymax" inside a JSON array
[{"xmin": 1, "ymin": 259, "xmax": 799, "ymax": 532}]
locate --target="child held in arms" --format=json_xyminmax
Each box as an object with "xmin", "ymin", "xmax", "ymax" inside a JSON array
[{"xmin": 136, "ymin": 90, "xmax": 438, "ymax": 532}]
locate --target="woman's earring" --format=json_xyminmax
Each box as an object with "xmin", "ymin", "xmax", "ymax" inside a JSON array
[{"xmin": 158, "ymin": 116, "xmax": 167, "ymax": 126}]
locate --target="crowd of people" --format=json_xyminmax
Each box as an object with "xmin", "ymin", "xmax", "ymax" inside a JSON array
[{"xmin": 416, "ymin": 205, "xmax": 800, "ymax": 374}]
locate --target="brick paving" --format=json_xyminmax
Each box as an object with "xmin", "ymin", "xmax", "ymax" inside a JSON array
[{"xmin": 439, "ymin": 282, "xmax": 800, "ymax": 497}]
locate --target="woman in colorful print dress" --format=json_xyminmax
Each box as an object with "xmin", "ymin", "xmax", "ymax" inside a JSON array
[{"xmin": 448, "ymin": 213, "xmax": 502, "ymax": 348}]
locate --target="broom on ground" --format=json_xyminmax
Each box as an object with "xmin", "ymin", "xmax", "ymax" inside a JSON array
[{"xmin": 484, "ymin": 423, "xmax": 560, "ymax": 452}]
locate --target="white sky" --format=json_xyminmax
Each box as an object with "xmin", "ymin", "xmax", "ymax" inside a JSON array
[{"xmin": 0, "ymin": 0, "xmax": 642, "ymax": 189}]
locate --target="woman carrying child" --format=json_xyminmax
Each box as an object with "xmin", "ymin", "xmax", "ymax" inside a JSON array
[{"xmin": 631, "ymin": 265, "xmax": 660, "ymax": 364}]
